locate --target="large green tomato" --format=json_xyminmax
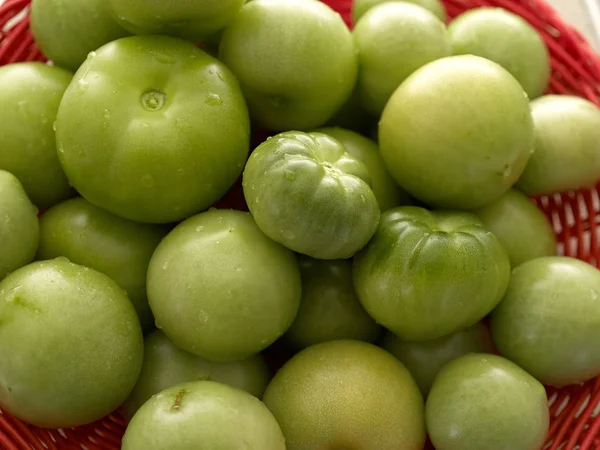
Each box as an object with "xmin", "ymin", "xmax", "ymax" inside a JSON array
[
  {"xmin": 315, "ymin": 127, "xmax": 411, "ymax": 211},
  {"xmin": 243, "ymin": 131, "xmax": 380, "ymax": 260},
  {"xmin": 219, "ymin": 0, "xmax": 358, "ymax": 131},
  {"xmin": 122, "ymin": 381, "xmax": 285, "ymax": 450},
  {"xmin": 353, "ymin": 0, "xmax": 447, "ymax": 23},
  {"xmin": 354, "ymin": 206, "xmax": 510, "ymax": 341},
  {"xmin": 380, "ymin": 55, "xmax": 534, "ymax": 209},
  {"xmin": 449, "ymin": 8, "xmax": 550, "ymax": 99},
  {"xmin": 286, "ymin": 257, "xmax": 380, "ymax": 349},
  {"xmin": 426, "ymin": 353, "xmax": 549, "ymax": 450},
  {"xmin": 0, "ymin": 63, "xmax": 74, "ymax": 209},
  {"xmin": 491, "ymin": 256, "xmax": 600, "ymax": 387},
  {"xmin": 56, "ymin": 35, "xmax": 250, "ymax": 224},
  {"xmin": 517, "ymin": 95, "xmax": 600, "ymax": 196},
  {"xmin": 383, "ymin": 322, "xmax": 494, "ymax": 395},
  {"xmin": 354, "ymin": 2, "xmax": 451, "ymax": 116},
  {"xmin": 36, "ymin": 197, "xmax": 168, "ymax": 331},
  {"xmin": 31, "ymin": 0, "xmax": 130, "ymax": 71},
  {"xmin": 474, "ymin": 189, "xmax": 556, "ymax": 267},
  {"xmin": 123, "ymin": 330, "xmax": 270, "ymax": 420},
  {"xmin": 0, "ymin": 171, "xmax": 39, "ymax": 281},
  {"xmin": 109, "ymin": 0, "xmax": 245, "ymax": 42},
  {"xmin": 263, "ymin": 340, "xmax": 426, "ymax": 450},
  {"xmin": 0, "ymin": 258, "xmax": 143, "ymax": 428},
  {"xmin": 147, "ymin": 209, "xmax": 301, "ymax": 362}
]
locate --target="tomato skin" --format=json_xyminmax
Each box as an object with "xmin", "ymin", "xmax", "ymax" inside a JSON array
[
  {"xmin": 243, "ymin": 131, "xmax": 380, "ymax": 260},
  {"xmin": 383, "ymin": 322, "xmax": 494, "ymax": 395},
  {"xmin": 449, "ymin": 8, "xmax": 550, "ymax": 99},
  {"xmin": 0, "ymin": 171, "xmax": 40, "ymax": 281},
  {"xmin": 353, "ymin": 206, "xmax": 510, "ymax": 341},
  {"xmin": 123, "ymin": 330, "xmax": 270, "ymax": 420},
  {"xmin": 219, "ymin": 0, "xmax": 358, "ymax": 131},
  {"xmin": 379, "ymin": 55, "xmax": 534, "ymax": 210},
  {"xmin": 354, "ymin": 2, "xmax": 451, "ymax": 116},
  {"xmin": 517, "ymin": 95, "xmax": 600, "ymax": 196},
  {"xmin": 0, "ymin": 259, "xmax": 143, "ymax": 429},
  {"xmin": 56, "ymin": 35, "xmax": 250, "ymax": 224},
  {"xmin": 426, "ymin": 354, "xmax": 549, "ymax": 450},
  {"xmin": 491, "ymin": 256, "xmax": 600, "ymax": 387},
  {"xmin": 315, "ymin": 127, "xmax": 411, "ymax": 211},
  {"xmin": 353, "ymin": 0, "xmax": 447, "ymax": 23},
  {"xmin": 31, "ymin": 0, "xmax": 130, "ymax": 71},
  {"xmin": 147, "ymin": 209, "xmax": 301, "ymax": 362},
  {"xmin": 474, "ymin": 189, "xmax": 556, "ymax": 267},
  {"xmin": 285, "ymin": 257, "xmax": 381, "ymax": 349},
  {"xmin": 37, "ymin": 197, "xmax": 169, "ymax": 331},
  {"xmin": 109, "ymin": 0, "xmax": 245, "ymax": 42},
  {"xmin": 0, "ymin": 63, "xmax": 74, "ymax": 209}
]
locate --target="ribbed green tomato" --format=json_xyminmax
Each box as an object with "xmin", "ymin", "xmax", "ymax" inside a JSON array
[
  {"xmin": 315, "ymin": 127, "xmax": 411, "ymax": 211},
  {"xmin": 123, "ymin": 330, "xmax": 270, "ymax": 420},
  {"xmin": 353, "ymin": 206, "xmax": 510, "ymax": 341},
  {"xmin": 0, "ymin": 63, "xmax": 74, "ymax": 208},
  {"xmin": 474, "ymin": 189, "xmax": 556, "ymax": 267},
  {"xmin": 147, "ymin": 209, "xmax": 301, "ymax": 362},
  {"xmin": 0, "ymin": 171, "xmax": 39, "ymax": 281},
  {"xmin": 426, "ymin": 354, "xmax": 549, "ymax": 450},
  {"xmin": 56, "ymin": 35, "xmax": 250, "ymax": 224},
  {"xmin": 286, "ymin": 257, "xmax": 380, "ymax": 349},
  {"xmin": 243, "ymin": 131, "xmax": 380, "ymax": 260},
  {"xmin": 31, "ymin": 0, "xmax": 130, "ymax": 71},
  {"xmin": 383, "ymin": 322, "xmax": 494, "ymax": 395},
  {"xmin": 36, "ymin": 197, "xmax": 168, "ymax": 331}
]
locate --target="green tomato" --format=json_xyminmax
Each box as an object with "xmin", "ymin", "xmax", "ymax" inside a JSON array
[
  {"xmin": 426, "ymin": 353, "xmax": 549, "ymax": 450},
  {"xmin": 383, "ymin": 322, "xmax": 494, "ymax": 395},
  {"xmin": 0, "ymin": 171, "xmax": 39, "ymax": 281},
  {"xmin": 354, "ymin": 2, "xmax": 451, "ymax": 116},
  {"xmin": 491, "ymin": 256, "xmax": 600, "ymax": 387},
  {"xmin": 315, "ymin": 127, "xmax": 411, "ymax": 211},
  {"xmin": 379, "ymin": 55, "xmax": 534, "ymax": 209},
  {"xmin": 0, "ymin": 63, "xmax": 74, "ymax": 209},
  {"xmin": 0, "ymin": 258, "xmax": 143, "ymax": 428},
  {"xmin": 147, "ymin": 209, "xmax": 301, "ymax": 362},
  {"xmin": 122, "ymin": 381, "xmax": 285, "ymax": 450},
  {"xmin": 263, "ymin": 340, "xmax": 426, "ymax": 450},
  {"xmin": 109, "ymin": 0, "xmax": 245, "ymax": 42},
  {"xmin": 353, "ymin": 0, "xmax": 447, "ymax": 23},
  {"xmin": 517, "ymin": 95, "xmax": 600, "ymax": 196},
  {"xmin": 353, "ymin": 206, "xmax": 510, "ymax": 341},
  {"xmin": 449, "ymin": 7, "xmax": 550, "ymax": 99},
  {"xmin": 243, "ymin": 131, "xmax": 380, "ymax": 260},
  {"xmin": 219, "ymin": 0, "xmax": 358, "ymax": 131},
  {"xmin": 31, "ymin": 0, "xmax": 130, "ymax": 71},
  {"xmin": 36, "ymin": 197, "xmax": 168, "ymax": 331},
  {"xmin": 286, "ymin": 257, "xmax": 380, "ymax": 349},
  {"xmin": 56, "ymin": 35, "xmax": 250, "ymax": 224},
  {"xmin": 474, "ymin": 189, "xmax": 556, "ymax": 267},
  {"xmin": 123, "ymin": 330, "xmax": 270, "ymax": 420}
]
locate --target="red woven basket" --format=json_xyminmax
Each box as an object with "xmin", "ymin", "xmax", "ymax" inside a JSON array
[{"xmin": 2, "ymin": 0, "xmax": 600, "ymax": 448}]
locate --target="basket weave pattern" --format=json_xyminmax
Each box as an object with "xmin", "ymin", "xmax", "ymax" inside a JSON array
[{"xmin": 2, "ymin": 0, "xmax": 600, "ymax": 448}]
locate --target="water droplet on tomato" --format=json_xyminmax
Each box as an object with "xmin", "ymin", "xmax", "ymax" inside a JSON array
[
  {"xmin": 87, "ymin": 51, "xmax": 96, "ymax": 60},
  {"xmin": 52, "ymin": 122, "xmax": 57, "ymax": 132},
  {"xmin": 103, "ymin": 109, "xmax": 111, "ymax": 119},
  {"xmin": 284, "ymin": 170, "xmax": 296, "ymax": 181},
  {"xmin": 591, "ymin": 289, "xmax": 598, "ymax": 300},
  {"xmin": 216, "ymin": 72, "xmax": 225, "ymax": 81},
  {"xmin": 196, "ymin": 226, "xmax": 204, "ymax": 232},
  {"xmin": 360, "ymin": 194, "xmax": 366, "ymax": 204},
  {"xmin": 152, "ymin": 52, "xmax": 175, "ymax": 64},
  {"xmin": 502, "ymin": 165, "xmax": 512, "ymax": 178},
  {"xmin": 78, "ymin": 79, "xmax": 89, "ymax": 91},
  {"xmin": 162, "ymin": 262, "xmax": 169, "ymax": 270},
  {"xmin": 282, "ymin": 230, "xmax": 296, "ymax": 240},
  {"xmin": 205, "ymin": 93, "xmax": 223, "ymax": 106}
]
